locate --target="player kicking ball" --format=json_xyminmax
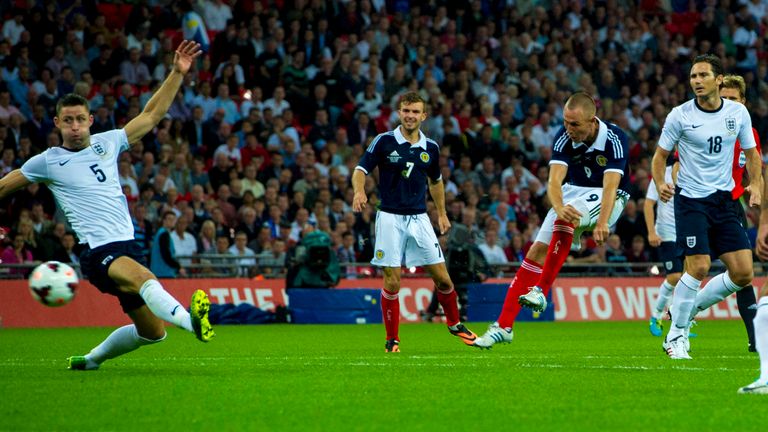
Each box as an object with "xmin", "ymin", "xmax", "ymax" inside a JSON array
[
  {"xmin": 0, "ymin": 40, "xmax": 213, "ymax": 370},
  {"xmin": 352, "ymin": 92, "xmax": 477, "ymax": 352},
  {"xmin": 474, "ymin": 92, "xmax": 631, "ymax": 348}
]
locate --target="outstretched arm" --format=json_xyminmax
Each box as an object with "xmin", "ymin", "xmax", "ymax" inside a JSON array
[
  {"xmin": 0, "ymin": 170, "xmax": 32, "ymax": 200},
  {"xmin": 124, "ymin": 40, "xmax": 201, "ymax": 144}
]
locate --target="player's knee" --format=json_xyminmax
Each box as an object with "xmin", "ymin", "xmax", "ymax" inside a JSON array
[
  {"xmin": 435, "ymin": 279, "xmax": 453, "ymax": 293},
  {"xmin": 686, "ymin": 263, "xmax": 709, "ymax": 280},
  {"xmin": 383, "ymin": 278, "xmax": 400, "ymax": 293},
  {"xmin": 667, "ymin": 273, "xmax": 681, "ymax": 286},
  {"xmin": 730, "ymin": 269, "xmax": 753, "ymax": 287}
]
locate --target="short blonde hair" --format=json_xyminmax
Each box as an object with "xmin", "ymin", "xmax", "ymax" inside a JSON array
[{"xmin": 721, "ymin": 74, "xmax": 746, "ymax": 100}]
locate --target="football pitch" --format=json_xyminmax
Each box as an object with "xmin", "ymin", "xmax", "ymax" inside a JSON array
[{"xmin": 0, "ymin": 321, "xmax": 764, "ymax": 432}]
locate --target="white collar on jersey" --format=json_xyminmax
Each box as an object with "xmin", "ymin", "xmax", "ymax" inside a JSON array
[
  {"xmin": 394, "ymin": 125, "xmax": 427, "ymax": 149},
  {"xmin": 572, "ymin": 117, "xmax": 608, "ymax": 152}
]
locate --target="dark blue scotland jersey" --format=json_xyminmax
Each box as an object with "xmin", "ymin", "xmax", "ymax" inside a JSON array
[
  {"xmin": 550, "ymin": 119, "xmax": 631, "ymax": 194},
  {"xmin": 356, "ymin": 128, "xmax": 441, "ymax": 215}
]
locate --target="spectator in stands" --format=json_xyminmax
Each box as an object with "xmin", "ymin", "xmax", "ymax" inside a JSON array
[
  {"xmin": 241, "ymin": 163, "xmax": 265, "ymax": 200},
  {"xmin": 170, "ymin": 213, "xmax": 198, "ymax": 269},
  {"xmin": 2, "ymin": 231, "xmax": 34, "ymax": 277},
  {"xmin": 307, "ymin": 108, "xmax": 335, "ymax": 149},
  {"xmin": 202, "ymin": 0, "xmax": 233, "ymax": 33},
  {"xmin": 189, "ymin": 156, "xmax": 213, "ymax": 194},
  {"xmin": 615, "ymin": 199, "xmax": 647, "ymax": 249},
  {"xmin": 150, "ymin": 211, "xmax": 185, "ymax": 278},
  {"xmin": 626, "ymin": 234, "xmax": 651, "ymax": 264},
  {"xmin": 260, "ymin": 238, "xmax": 287, "ymax": 275},
  {"xmin": 196, "ymin": 219, "xmax": 217, "ymax": 255},
  {"xmin": 2, "ymin": 9, "xmax": 25, "ymax": 46},
  {"xmin": 201, "ymin": 233, "xmax": 234, "ymax": 276},
  {"xmin": 213, "ymin": 83, "xmax": 239, "ymax": 125},
  {"xmin": 131, "ymin": 202, "xmax": 152, "ymax": 263},
  {"xmin": 604, "ymin": 233, "xmax": 631, "ymax": 274},
  {"xmin": 208, "ymin": 152, "xmax": 234, "ymax": 192},
  {"xmin": 213, "ymin": 133, "xmax": 243, "ymax": 171},
  {"xmin": 228, "ymin": 230, "xmax": 256, "ymax": 276},
  {"xmin": 236, "ymin": 206, "xmax": 260, "ymax": 242},
  {"xmin": 0, "ymin": 90, "xmax": 24, "ymax": 123},
  {"xmin": 192, "ymin": 81, "xmax": 217, "ymax": 121},
  {"xmin": 478, "ymin": 228, "xmax": 507, "ymax": 276},
  {"xmin": 29, "ymin": 202, "xmax": 52, "ymax": 235},
  {"xmin": 215, "ymin": 183, "xmax": 238, "ymax": 228},
  {"xmin": 263, "ymin": 86, "xmax": 291, "ymax": 117}
]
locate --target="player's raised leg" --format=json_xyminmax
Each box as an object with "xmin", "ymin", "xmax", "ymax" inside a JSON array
[
  {"xmin": 109, "ymin": 256, "xmax": 214, "ymax": 341},
  {"xmin": 69, "ymin": 308, "xmax": 166, "ymax": 370}
]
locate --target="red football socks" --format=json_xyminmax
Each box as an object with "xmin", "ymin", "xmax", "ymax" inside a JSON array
[
  {"xmin": 497, "ymin": 258, "xmax": 543, "ymax": 329},
  {"xmin": 536, "ymin": 220, "xmax": 574, "ymax": 295},
  {"xmin": 436, "ymin": 287, "xmax": 460, "ymax": 327},
  {"xmin": 381, "ymin": 289, "xmax": 400, "ymax": 340}
]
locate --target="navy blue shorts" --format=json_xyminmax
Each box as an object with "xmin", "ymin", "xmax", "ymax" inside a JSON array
[
  {"xmin": 658, "ymin": 241, "xmax": 683, "ymax": 274},
  {"xmin": 80, "ymin": 240, "xmax": 147, "ymax": 313},
  {"xmin": 675, "ymin": 190, "xmax": 751, "ymax": 257}
]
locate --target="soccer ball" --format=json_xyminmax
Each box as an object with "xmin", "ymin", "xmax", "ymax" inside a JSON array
[{"xmin": 28, "ymin": 261, "xmax": 79, "ymax": 307}]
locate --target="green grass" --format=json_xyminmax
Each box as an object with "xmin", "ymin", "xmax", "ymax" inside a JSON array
[{"xmin": 0, "ymin": 321, "xmax": 764, "ymax": 432}]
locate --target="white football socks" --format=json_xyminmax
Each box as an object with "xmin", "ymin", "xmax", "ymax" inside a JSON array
[
  {"xmin": 754, "ymin": 297, "xmax": 768, "ymax": 382},
  {"xmin": 139, "ymin": 279, "xmax": 193, "ymax": 332},
  {"xmin": 86, "ymin": 324, "xmax": 166, "ymax": 368},
  {"xmin": 667, "ymin": 273, "xmax": 701, "ymax": 340},
  {"xmin": 689, "ymin": 272, "xmax": 742, "ymax": 321},
  {"xmin": 653, "ymin": 280, "xmax": 675, "ymax": 319}
]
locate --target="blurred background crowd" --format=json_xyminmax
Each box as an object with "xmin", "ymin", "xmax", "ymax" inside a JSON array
[{"xmin": 0, "ymin": 0, "xmax": 767, "ymax": 278}]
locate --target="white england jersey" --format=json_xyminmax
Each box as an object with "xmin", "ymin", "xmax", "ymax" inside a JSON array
[
  {"xmin": 658, "ymin": 98, "xmax": 755, "ymax": 199},
  {"xmin": 646, "ymin": 166, "xmax": 676, "ymax": 242},
  {"xmin": 21, "ymin": 129, "xmax": 133, "ymax": 248}
]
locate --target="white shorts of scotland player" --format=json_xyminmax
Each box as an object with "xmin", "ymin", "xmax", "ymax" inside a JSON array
[
  {"xmin": 535, "ymin": 184, "xmax": 629, "ymax": 250},
  {"xmin": 371, "ymin": 210, "xmax": 445, "ymax": 267}
]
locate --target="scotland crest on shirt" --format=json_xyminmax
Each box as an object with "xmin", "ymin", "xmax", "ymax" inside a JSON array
[
  {"xmin": 725, "ymin": 117, "xmax": 736, "ymax": 135},
  {"xmin": 420, "ymin": 152, "xmax": 430, "ymax": 163}
]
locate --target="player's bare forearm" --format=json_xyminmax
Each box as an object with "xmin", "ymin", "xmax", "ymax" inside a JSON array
[
  {"xmin": 0, "ymin": 170, "xmax": 32, "ymax": 200},
  {"xmin": 592, "ymin": 172, "xmax": 620, "ymax": 244},
  {"xmin": 745, "ymin": 147, "xmax": 762, "ymax": 207},
  {"xmin": 351, "ymin": 169, "xmax": 367, "ymax": 212},
  {"xmin": 352, "ymin": 169, "xmax": 366, "ymax": 194},
  {"xmin": 651, "ymin": 147, "xmax": 673, "ymax": 202},
  {"xmin": 597, "ymin": 172, "xmax": 621, "ymax": 227},
  {"xmin": 124, "ymin": 71, "xmax": 183, "ymax": 143},
  {"xmin": 124, "ymin": 41, "xmax": 200, "ymax": 144},
  {"xmin": 547, "ymin": 164, "xmax": 568, "ymax": 214},
  {"xmin": 428, "ymin": 178, "xmax": 447, "ymax": 217},
  {"xmin": 643, "ymin": 198, "xmax": 656, "ymax": 234}
]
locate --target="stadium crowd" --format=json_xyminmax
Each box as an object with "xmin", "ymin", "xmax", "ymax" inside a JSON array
[{"xmin": 0, "ymin": 0, "xmax": 767, "ymax": 278}]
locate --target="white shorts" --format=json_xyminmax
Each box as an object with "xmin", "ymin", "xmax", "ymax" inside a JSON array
[
  {"xmin": 535, "ymin": 184, "xmax": 629, "ymax": 250},
  {"xmin": 371, "ymin": 210, "xmax": 444, "ymax": 268}
]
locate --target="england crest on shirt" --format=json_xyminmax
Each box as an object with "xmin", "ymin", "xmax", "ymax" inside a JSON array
[
  {"xmin": 92, "ymin": 142, "xmax": 107, "ymax": 156},
  {"xmin": 725, "ymin": 117, "xmax": 736, "ymax": 135}
]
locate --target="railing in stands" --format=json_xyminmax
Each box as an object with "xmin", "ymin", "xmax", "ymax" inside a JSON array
[{"xmin": 0, "ymin": 258, "xmax": 741, "ymax": 280}]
